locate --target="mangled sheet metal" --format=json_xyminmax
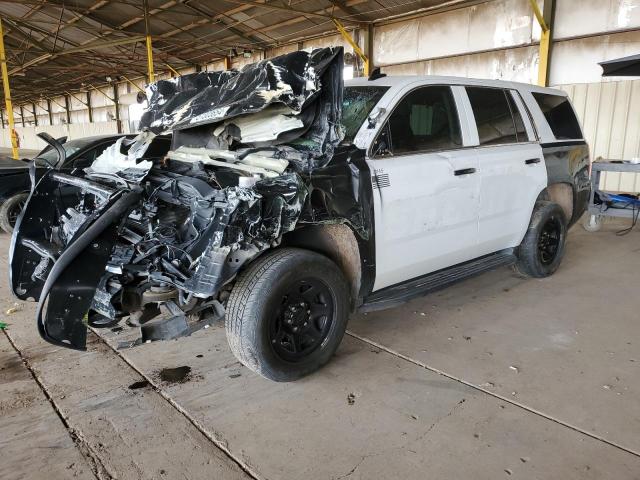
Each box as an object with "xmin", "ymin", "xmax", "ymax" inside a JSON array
[
  {"xmin": 9, "ymin": 46, "xmax": 373, "ymax": 350},
  {"xmin": 140, "ymin": 47, "xmax": 344, "ymax": 163}
]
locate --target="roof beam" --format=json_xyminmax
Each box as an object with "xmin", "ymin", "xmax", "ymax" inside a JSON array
[{"xmin": 222, "ymin": 0, "xmax": 366, "ymax": 23}]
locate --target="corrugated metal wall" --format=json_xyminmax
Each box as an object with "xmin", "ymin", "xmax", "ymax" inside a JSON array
[{"xmin": 559, "ymin": 80, "xmax": 640, "ymax": 192}]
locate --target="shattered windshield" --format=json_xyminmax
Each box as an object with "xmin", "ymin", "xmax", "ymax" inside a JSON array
[{"xmin": 341, "ymin": 86, "xmax": 389, "ymax": 143}]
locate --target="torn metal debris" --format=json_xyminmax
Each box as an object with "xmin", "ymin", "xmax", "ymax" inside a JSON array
[{"xmin": 10, "ymin": 46, "xmax": 372, "ymax": 350}]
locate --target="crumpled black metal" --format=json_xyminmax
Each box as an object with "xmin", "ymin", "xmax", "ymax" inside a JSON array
[{"xmin": 140, "ymin": 47, "xmax": 344, "ymax": 162}]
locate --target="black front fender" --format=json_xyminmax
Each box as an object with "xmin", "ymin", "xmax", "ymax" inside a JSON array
[{"xmin": 9, "ymin": 168, "xmax": 142, "ymax": 349}]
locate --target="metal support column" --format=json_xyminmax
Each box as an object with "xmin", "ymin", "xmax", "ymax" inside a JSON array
[
  {"xmin": 0, "ymin": 18, "xmax": 18, "ymax": 158},
  {"xmin": 32, "ymin": 102, "xmax": 38, "ymax": 127},
  {"xmin": 113, "ymin": 84, "xmax": 122, "ymax": 134},
  {"xmin": 143, "ymin": 0, "xmax": 155, "ymax": 83},
  {"xmin": 64, "ymin": 95, "xmax": 71, "ymax": 124},
  {"xmin": 333, "ymin": 19, "xmax": 369, "ymax": 76},
  {"xmin": 530, "ymin": 0, "xmax": 555, "ymax": 87},
  {"xmin": 121, "ymin": 75, "xmax": 145, "ymax": 94},
  {"xmin": 366, "ymin": 23, "xmax": 374, "ymax": 76},
  {"xmin": 166, "ymin": 63, "xmax": 181, "ymax": 77},
  {"xmin": 86, "ymin": 91, "xmax": 93, "ymax": 123},
  {"xmin": 46, "ymin": 99, "xmax": 53, "ymax": 125},
  {"xmin": 19, "ymin": 105, "xmax": 25, "ymax": 127},
  {"xmin": 0, "ymin": 108, "xmax": 4, "ymax": 128}
]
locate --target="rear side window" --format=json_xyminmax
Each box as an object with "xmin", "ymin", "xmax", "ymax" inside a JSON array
[
  {"xmin": 532, "ymin": 93, "xmax": 583, "ymax": 140},
  {"xmin": 466, "ymin": 87, "xmax": 527, "ymax": 145},
  {"xmin": 379, "ymin": 85, "xmax": 461, "ymax": 156}
]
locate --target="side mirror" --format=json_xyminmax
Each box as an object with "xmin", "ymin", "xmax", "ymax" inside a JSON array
[
  {"xmin": 367, "ymin": 108, "xmax": 386, "ymax": 129},
  {"xmin": 373, "ymin": 139, "xmax": 392, "ymax": 157},
  {"xmin": 372, "ymin": 125, "xmax": 392, "ymax": 157}
]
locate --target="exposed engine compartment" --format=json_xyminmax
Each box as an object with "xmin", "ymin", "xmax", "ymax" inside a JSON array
[{"xmin": 10, "ymin": 46, "xmax": 375, "ymax": 349}]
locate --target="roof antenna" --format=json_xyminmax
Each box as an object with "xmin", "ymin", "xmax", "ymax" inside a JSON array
[{"xmin": 368, "ymin": 67, "xmax": 386, "ymax": 81}]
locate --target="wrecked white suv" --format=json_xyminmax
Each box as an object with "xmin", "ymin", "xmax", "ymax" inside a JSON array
[{"xmin": 10, "ymin": 47, "xmax": 590, "ymax": 381}]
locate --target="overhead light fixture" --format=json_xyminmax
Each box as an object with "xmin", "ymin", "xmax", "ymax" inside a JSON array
[
  {"xmin": 243, "ymin": 49, "xmax": 252, "ymax": 58},
  {"xmin": 105, "ymin": 76, "xmax": 113, "ymax": 82}
]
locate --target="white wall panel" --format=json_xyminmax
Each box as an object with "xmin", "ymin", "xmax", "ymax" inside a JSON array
[
  {"xmin": 559, "ymin": 79, "xmax": 640, "ymax": 192},
  {"xmin": 303, "ymin": 33, "xmax": 354, "ymax": 53},
  {"xmin": 68, "ymin": 121, "xmax": 120, "ymax": 139},
  {"xmin": 549, "ymin": 31, "xmax": 640, "ymax": 84},
  {"xmin": 382, "ymin": 45, "xmax": 538, "ymax": 83},
  {"xmin": 554, "ymin": 0, "xmax": 640, "ymax": 40},
  {"xmin": 1, "ymin": 121, "xmax": 121, "ymax": 150},
  {"xmin": 375, "ymin": 0, "xmax": 535, "ymax": 66},
  {"xmin": 268, "ymin": 44, "xmax": 298, "ymax": 57}
]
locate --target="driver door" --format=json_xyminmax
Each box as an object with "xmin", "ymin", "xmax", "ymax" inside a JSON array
[{"xmin": 367, "ymin": 85, "xmax": 480, "ymax": 291}]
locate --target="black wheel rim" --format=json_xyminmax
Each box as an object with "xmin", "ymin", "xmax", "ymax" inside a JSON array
[
  {"xmin": 8, "ymin": 199, "xmax": 27, "ymax": 227},
  {"xmin": 269, "ymin": 277, "xmax": 335, "ymax": 362},
  {"xmin": 538, "ymin": 216, "xmax": 562, "ymax": 266}
]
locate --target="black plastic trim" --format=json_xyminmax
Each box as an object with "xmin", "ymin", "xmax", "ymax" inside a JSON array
[{"xmin": 360, "ymin": 250, "xmax": 516, "ymax": 313}]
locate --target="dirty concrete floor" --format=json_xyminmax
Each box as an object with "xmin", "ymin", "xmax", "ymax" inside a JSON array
[{"xmin": 1, "ymin": 220, "xmax": 639, "ymax": 479}]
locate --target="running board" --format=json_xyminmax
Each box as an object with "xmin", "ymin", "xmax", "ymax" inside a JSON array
[{"xmin": 359, "ymin": 250, "xmax": 517, "ymax": 313}]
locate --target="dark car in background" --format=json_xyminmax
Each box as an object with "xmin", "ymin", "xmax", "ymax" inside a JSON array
[{"xmin": 0, "ymin": 134, "xmax": 134, "ymax": 233}]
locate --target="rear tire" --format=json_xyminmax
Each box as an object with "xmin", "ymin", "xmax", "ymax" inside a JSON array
[
  {"xmin": 515, "ymin": 201, "xmax": 567, "ymax": 278},
  {"xmin": 225, "ymin": 248, "xmax": 350, "ymax": 382},
  {"xmin": 0, "ymin": 192, "xmax": 28, "ymax": 234}
]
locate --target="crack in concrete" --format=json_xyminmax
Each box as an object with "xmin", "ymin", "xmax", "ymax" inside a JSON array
[
  {"xmin": 334, "ymin": 453, "xmax": 380, "ymax": 480},
  {"xmin": 411, "ymin": 398, "xmax": 467, "ymax": 446},
  {"xmin": 346, "ymin": 330, "xmax": 640, "ymax": 459},
  {"xmin": 89, "ymin": 327, "xmax": 262, "ymax": 480},
  {"xmin": 3, "ymin": 330, "xmax": 113, "ymax": 480}
]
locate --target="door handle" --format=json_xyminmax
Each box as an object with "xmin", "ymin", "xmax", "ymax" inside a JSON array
[
  {"xmin": 525, "ymin": 158, "xmax": 541, "ymax": 165},
  {"xmin": 454, "ymin": 168, "xmax": 476, "ymax": 176}
]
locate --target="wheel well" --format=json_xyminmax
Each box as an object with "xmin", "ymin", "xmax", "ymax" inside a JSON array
[
  {"xmin": 540, "ymin": 183, "xmax": 574, "ymax": 221},
  {"xmin": 280, "ymin": 224, "xmax": 361, "ymax": 310}
]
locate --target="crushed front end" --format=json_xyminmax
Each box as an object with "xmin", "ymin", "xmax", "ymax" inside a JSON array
[{"xmin": 10, "ymin": 47, "xmax": 369, "ymax": 350}]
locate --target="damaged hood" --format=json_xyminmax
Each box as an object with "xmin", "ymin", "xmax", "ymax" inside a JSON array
[{"xmin": 140, "ymin": 47, "xmax": 344, "ymax": 163}]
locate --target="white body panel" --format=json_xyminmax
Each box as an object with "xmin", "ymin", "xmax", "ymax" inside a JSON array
[
  {"xmin": 349, "ymin": 75, "xmax": 570, "ymax": 293},
  {"xmin": 460, "ymin": 90, "xmax": 549, "ymax": 255},
  {"xmin": 475, "ymin": 143, "xmax": 547, "ymax": 254},
  {"xmin": 368, "ymin": 150, "xmax": 479, "ymax": 291}
]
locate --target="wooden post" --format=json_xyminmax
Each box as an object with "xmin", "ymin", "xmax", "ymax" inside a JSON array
[
  {"xmin": 47, "ymin": 98, "xmax": 53, "ymax": 125},
  {"xmin": 64, "ymin": 94, "xmax": 71, "ymax": 124},
  {"xmin": 113, "ymin": 84, "xmax": 122, "ymax": 134},
  {"xmin": 0, "ymin": 18, "xmax": 18, "ymax": 158},
  {"xmin": 87, "ymin": 91, "xmax": 93, "ymax": 123}
]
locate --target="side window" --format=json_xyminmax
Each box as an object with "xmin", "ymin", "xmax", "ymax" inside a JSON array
[
  {"xmin": 467, "ymin": 87, "xmax": 522, "ymax": 146},
  {"xmin": 532, "ymin": 93, "xmax": 583, "ymax": 140},
  {"xmin": 376, "ymin": 86, "xmax": 461, "ymax": 156}
]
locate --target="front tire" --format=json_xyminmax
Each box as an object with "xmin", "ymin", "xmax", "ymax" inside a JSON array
[
  {"xmin": 225, "ymin": 248, "xmax": 350, "ymax": 382},
  {"xmin": 515, "ymin": 201, "xmax": 567, "ymax": 278},
  {"xmin": 0, "ymin": 192, "xmax": 29, "ymax": 234}
]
